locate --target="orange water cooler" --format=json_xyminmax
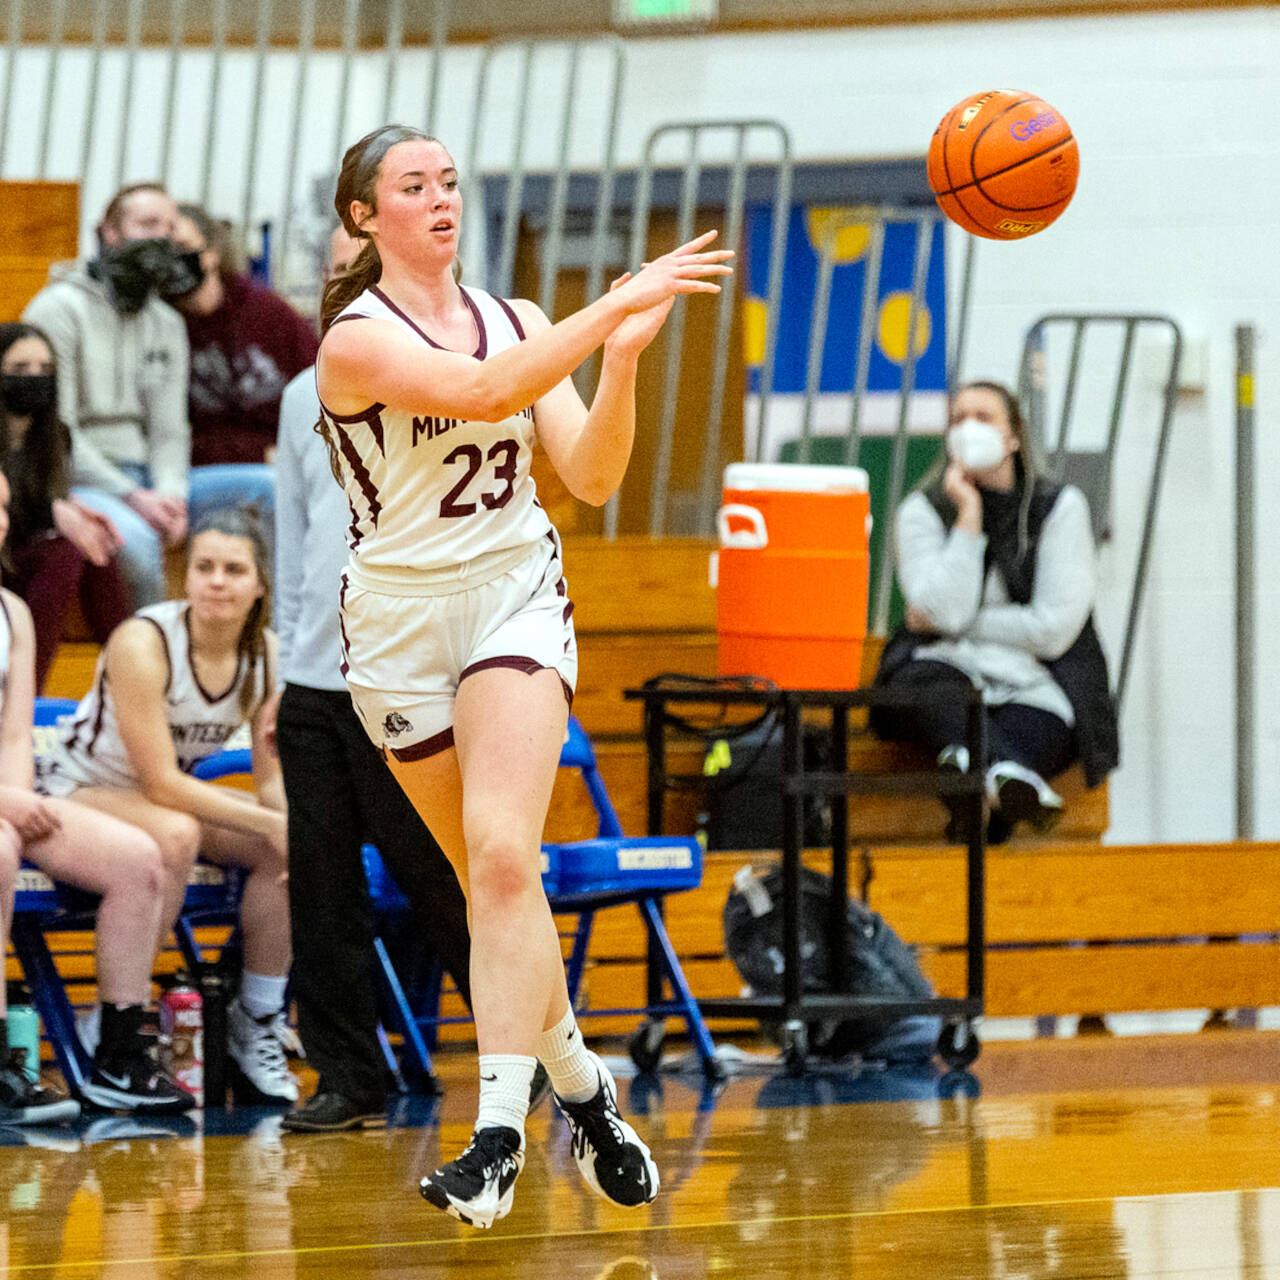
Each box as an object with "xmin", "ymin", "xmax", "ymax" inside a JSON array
[{"xmin": 715, "ymin": 462, "xmax": 871, "ymax": 689}]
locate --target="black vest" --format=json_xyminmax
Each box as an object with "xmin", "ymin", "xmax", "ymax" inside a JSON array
[{"xmin": 877, "ymin": 476, "xmax": 1119, "ymax": 788}]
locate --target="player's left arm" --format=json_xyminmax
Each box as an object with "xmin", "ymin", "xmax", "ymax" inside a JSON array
[{"xmin": 513, "ymin": 294, "xmax": 665, "ymax": 508}]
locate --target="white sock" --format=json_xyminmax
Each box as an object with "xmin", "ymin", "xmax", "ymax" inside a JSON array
[
  {"xmin": 475, "ymin": 1055, "xmax": 536, "ymax": 1141},
  {"xmin": 238, "ymin": 972, "xmax": 288, "ymax": 1020},
  {"xmin": 536, "ymin": 1007, "xmax": 600, "ymax": 1103}
]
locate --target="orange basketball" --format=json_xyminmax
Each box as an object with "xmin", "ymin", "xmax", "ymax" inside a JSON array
[{"xmin": 927, "ymin": 89, "xmax": 1078, "ymax": 240}]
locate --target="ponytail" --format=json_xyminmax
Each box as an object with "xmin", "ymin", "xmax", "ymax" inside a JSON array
[{"xmin": 320, "ymin": 238, "xmax": 382, "ymax": 334}]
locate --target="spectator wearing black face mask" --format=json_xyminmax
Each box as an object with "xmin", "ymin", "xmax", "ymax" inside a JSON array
[
  {"xmin": 0, "ymin": 323, "xmax": 131, "ymax": 690},
  {"xmin": 169, "ymin": 203, "xmax": 321, "ymax": 566},
  {"xmin": 22, "ymin": 183, "xmax": 193, "ymax": 608}
]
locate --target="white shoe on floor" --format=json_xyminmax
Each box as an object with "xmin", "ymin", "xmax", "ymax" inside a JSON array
[{"xmin": 227, "ymin": 999, "xmax": 299, "ymax": 1104}]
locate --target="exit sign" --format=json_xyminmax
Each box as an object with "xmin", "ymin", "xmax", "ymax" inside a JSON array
[{"xmin": 613, "ymin": 0, "xmax": 717, "ymax": 26}]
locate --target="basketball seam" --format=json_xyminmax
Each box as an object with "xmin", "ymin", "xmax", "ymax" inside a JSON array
[
  {"xmin": 949, "ymin": 93, "xmax": 1033, "ymax": 193},
  {"xmin": 932, "ymin": 134, "xmax": 1076, "ymax": 204}
]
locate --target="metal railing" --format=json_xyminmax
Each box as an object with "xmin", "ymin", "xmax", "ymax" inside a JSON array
[{"xmin": 1017, "ymin": 313, "xmax": 1183, "ymax": 711}]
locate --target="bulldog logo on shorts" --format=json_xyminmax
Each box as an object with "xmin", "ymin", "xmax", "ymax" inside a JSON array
[{"xmin": 383, "ymin": 711, "xmax": 412, "ymax": 737}]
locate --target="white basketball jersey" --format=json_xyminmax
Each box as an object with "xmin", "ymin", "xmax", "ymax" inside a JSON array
[
  {"xmin": 318, "ymin": 284, "xmax": 553, "ymax": 586},
  {"xmin": 41, "ymin": 600, "xmax": 268, "ymax": 791}
]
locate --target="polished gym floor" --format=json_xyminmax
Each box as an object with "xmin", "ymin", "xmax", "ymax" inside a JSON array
[{"xmin": 4, "ymin": 1030, "xmax": 1280, "ymax": 1277}]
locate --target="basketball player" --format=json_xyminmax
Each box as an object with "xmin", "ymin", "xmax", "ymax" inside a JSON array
[
  {"xmin": 38, "ymin": 505, "xmax": 299, "ymax": 1104},
  {"xmin": 0, "ymin": 471, "xmax": 188, "ymax": 1118},
  {"xmin": 315, "ymin": 124, "xmax": 731, "ymax": 1229}
]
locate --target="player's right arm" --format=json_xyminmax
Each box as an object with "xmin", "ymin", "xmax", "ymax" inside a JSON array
[{"xmin": 318, "ymin": 230, "xmax": 730, "ymax": 422}]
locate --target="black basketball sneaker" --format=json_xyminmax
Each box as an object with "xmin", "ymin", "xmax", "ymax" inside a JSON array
[
  {"xmin": 555, "ymin": 1052, "xmax": 659, "ymax": 1208},
  {"xmin": 419, "ymin": 1125, "xmax": 525, "ymax": 1229}
]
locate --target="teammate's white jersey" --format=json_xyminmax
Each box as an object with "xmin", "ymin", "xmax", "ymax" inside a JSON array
[
  {"xmin": 318, "ymin": 284, "xmax": 553, "ymax": 590},
  {"xmin": 37, "ymin": 600, "xmax": 270, "ymax": 795}
]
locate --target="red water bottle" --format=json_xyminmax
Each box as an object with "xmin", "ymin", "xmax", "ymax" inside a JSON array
[{"xmin": 159, "ymin": 974, "xmax": 204, "ymax": 1107}]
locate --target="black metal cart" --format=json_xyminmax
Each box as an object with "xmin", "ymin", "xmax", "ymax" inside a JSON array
[{"xmin": 624, "ymin": 681, "xmax": 987, "ymax": 1073}]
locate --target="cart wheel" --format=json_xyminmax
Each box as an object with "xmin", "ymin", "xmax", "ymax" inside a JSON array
[
  {"xmin": 628, "ymin": 1018, "xmax": 666, "ymax": 1075},
  {"xmin": 937, "ymin": 1019, "xmax": 981, "ymax": 1069},
  {"xmin": 781, "ymin": 1020, "xmax": 809, "ymax": 1076}
]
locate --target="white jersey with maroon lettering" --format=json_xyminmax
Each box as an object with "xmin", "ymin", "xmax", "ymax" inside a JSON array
[
  {"xmin": 318, "ymin": 283, "xmax": 553, "ymax": 589},
  {"xmin": 36, "ymin": 600, "xmax": 269, "ymax": 796}
]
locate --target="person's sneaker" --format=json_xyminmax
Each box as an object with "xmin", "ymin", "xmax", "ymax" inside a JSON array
[
  {"xmin": 227, "ymin": 999, "xmax": 300, "ymax": 1104},
  {"xmin": 81, "ymin": 1049, "xmax": 196, "ymax": 1115},
  {"xmin": 936, "ymin": 744, "xmax": 980, "ymax": 844},
  {"xmin": 0, "ymin": 1049, "xmax": 82, "ymax": 1126},
  {"xmin": 528, "ymin": 1062, "xmax": 552, "ymax": 1113},
  {"xmin": 987, "ymin": 760, "xmax": 1065, "ymax": 833},
  {"xmin": 281, "ymin": 1090, "xmax": 386, "ymax": 1133},
  {"xmin": 272, "ymin": 1012, "xmax": 305, "ymax": 1059},
  {"xmin": 555, "ymin": 1051, "xmax": 659, "ymax": 1208},
  {"xmin": 419, "ymin": 1125, "xmax": 525, "ymax": 1229}
]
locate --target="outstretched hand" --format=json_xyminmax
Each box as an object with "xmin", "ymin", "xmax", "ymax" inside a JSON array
[{"xmin": 614, "ymin": 229, "xmax": 733, "ymax": 316}]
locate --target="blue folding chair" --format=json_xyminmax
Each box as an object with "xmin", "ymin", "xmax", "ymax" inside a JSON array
[
  {"xmin": 8, "ymin": 699, "xmax": 245, "ymax": 1096},
  {"xmin": 371, "ymin": 717, "xmax": 723, "ymax": 1082}
]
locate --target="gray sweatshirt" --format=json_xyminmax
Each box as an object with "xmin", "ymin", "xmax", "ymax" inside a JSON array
[
  {"xmin": 273, "ymin": 366, "xmax": 347, "ymax": 692},
  {"xmin": 22, "ymin": 260, "xmax": 190, "ymax": 499},
  {"xmin": 894, "ymin": 485, "xmax": 1096, "ymax": 724}
]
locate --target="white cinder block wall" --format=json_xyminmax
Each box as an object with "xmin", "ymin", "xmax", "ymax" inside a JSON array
[{"xmin": 11, "ymin": 8, "xmax": 1275, "ymax": 843}]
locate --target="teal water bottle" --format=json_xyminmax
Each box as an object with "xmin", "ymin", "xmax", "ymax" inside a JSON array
[{"xmin": 6, "ymin": 980, "xmax": 41, "ymax": 1083}]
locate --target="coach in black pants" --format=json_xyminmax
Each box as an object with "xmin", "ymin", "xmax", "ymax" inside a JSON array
[
  {"xmin": 276, "ymin": 682, "xmax": 472, "ymax": 1127},
  {"xmin": 267, "ymin": 229, "xmax": 474, "ymax": 1131}
]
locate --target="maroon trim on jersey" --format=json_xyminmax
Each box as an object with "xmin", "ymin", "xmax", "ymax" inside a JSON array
[
  {"xmin": 328, "ymin": 417, "xmax": 383, "ymax": 539},
  {"xmin": 387, "ymin": 724, "xmax": 455, "ymax": 762},
  {"xmin": 183, "ymin": 607, "xmax": 244, "ymax": 705},
  {"xmin": 460, "ymin": 656, "xmax": 573, "ymax": 709},
  {"xmin": 316, "ymin": 396, "xmax": 387, "ymax": 427},
  {"xmin": 494, "ymin": 295, "xmax": 526, "ymax": 341},
  {"xmin": 138, "ymin": 615, "xmax": 173, "ymax": 698},
  {"xmin": 337, "ymin": 573, "xmax": 351, "ymax": 679},
  {"xmin": 67, "ymin": 667, "xmax": 109, "ymax": 760},
  {"xmin": 370, "ymin": 284, "xmax": 489, "ymax": 360}
]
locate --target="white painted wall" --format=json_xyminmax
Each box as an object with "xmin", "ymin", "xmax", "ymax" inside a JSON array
[{"xmin": 4, "ymin": 8, "xmax": 1275, "ymax": 842}]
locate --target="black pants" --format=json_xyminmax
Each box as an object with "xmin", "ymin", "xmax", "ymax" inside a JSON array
[
  {"xmin": 875, "ymin": 659, "xmax": 1077, "ymax": 781},
  {"xmin": 277, "ymin": 683, "xmax": 472, "ymax": 1106}
]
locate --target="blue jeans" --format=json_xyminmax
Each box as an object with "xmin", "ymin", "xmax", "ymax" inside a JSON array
[
  {"xmin": 188, "ymin": 464, "xmax": 276, "ymax": 568},
  {"xmin": 71, "ymin": 484, "xmax": 166, "ymax": 608}
]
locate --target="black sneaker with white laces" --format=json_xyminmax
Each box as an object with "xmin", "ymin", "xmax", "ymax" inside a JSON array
[
  {"xmin": 555, "ymin": 1051, "xmax": 659, "ymax": 1208},
  {"xmin": 419, "ymin": 1125, "xmax": 525, "ymax": 1229},
  {"xmin": 0, "ymin": 1048, "xmax": 81, "ymax": 1126},
  {"xmin": 81, "ymin": 1048, "xmax": 196, "ymax": 1114},
  {"xmin": 987, "ymin": 760, "xmax": 1065, "ymax": 833}
]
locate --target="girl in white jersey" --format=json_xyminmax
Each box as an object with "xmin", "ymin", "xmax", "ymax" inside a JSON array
[
  {"xmin": 0, "ymin": 471, "xmax": 192, "ymax": 1119},
  {"xmin": 39, "ymin": 505, "xmax": 298, "ymax": 1105},
  {"xmin": 317, "ymin": 124, "xmax": 732, "ymax": 1229}
]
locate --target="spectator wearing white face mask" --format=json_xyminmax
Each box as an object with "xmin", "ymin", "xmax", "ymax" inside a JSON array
[{"xmin": 869, "ymin": 379, "xmax": 1118, "ymax": 843}]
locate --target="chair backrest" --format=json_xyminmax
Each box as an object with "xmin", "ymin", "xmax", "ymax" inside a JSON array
[
  {"xmin": 33, "ymin": 696, "xmax": 78, "ymax": 727},
  {"xmin": 560, "ymin": 716, "xmax": 624, "ymax": 840}
]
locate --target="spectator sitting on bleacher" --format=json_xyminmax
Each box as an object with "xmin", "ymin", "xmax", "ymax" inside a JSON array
[
  {"xmin": 34, "ymin": 503, "xmax": 298, "ymax": 1105},
  {"xmin": 0, "ymin": 470, "xmax": 193, "ymax": 1121},
  {"xmin": 870, "ymin": 379, "xmax": 1117, "ymax": 844},
  {"xmin": 22, "ymin": 182, "xmax": 194, "ymax": 610},
  {"xmin": 0, "ymin": 322, "xmax": 132, "ymax": 692},
  {"xmin": 170, "ymin": 203, "xmax": 321, "ymax": 560}
]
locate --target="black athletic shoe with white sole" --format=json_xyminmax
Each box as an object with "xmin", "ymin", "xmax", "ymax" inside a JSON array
[
  {"xmin": 555, "ymin": 1051, "xmax": 659, "ymax": 1208},
  {"xmin": 419, "ymin": 1125, "xmax": 525, "ymax": 1229},
  {"xmin": 988, "ymin": 760, "xmax": 1065, "ymax": 833},
  {"xmin": 0, "ymin": 1049, "xmax": 81, "ymax": 1126},
  {"xmin": 81, "ymin": 1052, "xmax": 196, "ymax": 1114}
]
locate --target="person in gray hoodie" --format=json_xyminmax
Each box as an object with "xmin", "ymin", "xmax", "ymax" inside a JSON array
[{"xmin": 23, "ymin": 183, "xmax": 196, "ymax": 607}]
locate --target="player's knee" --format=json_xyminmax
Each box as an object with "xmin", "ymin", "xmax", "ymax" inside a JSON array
[
  {"xmin": 154, "ymin": 812, "xmax": 201, "ymax": 873},
  {"xmin": 0, "ymin": 819, "xmax": 20, "ymax": 885},
  {"xmin": 468, "ymin": 839, "xmax": 539, "ymax": 906}
]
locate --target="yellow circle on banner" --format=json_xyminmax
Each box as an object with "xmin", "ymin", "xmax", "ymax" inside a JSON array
[
  {"xmin": 805, "ymin": 208, "xmax": 871, "ymax": 263},
  {"xmin": 742, "ymin": 295, "xmax": 768, "ymax": 367},
  {"xmin": 877, "ymin": 291, "xmax": 932, "ymax": 364}
]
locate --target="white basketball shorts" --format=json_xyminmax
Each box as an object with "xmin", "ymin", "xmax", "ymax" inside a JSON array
[{"xmin": 340, "ymin": 536, "xmax": 577, "ymax": 760}]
